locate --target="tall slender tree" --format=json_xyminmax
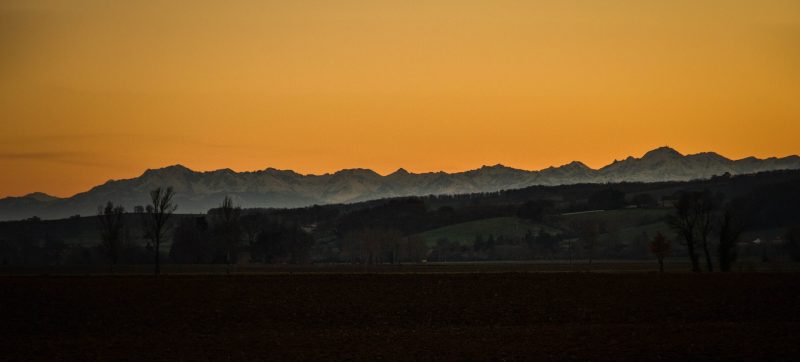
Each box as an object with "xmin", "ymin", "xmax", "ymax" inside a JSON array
[
  {"xmin": 669, "ymin": 191, "xmax": 713, "ymax": 272},
  {"xmin": 143, "ymin": 187, "xmax": 177, "ymax": 276},
  {"xmin": 718, "ymin": 199, "xmax": 748, "ymax": 272},
  {"xmin": 97, "ymin": 201, "xmax": 125, "ymax": 273},
  {"xmin": 694, "ymin": 192, "xmax": 717, "ymax": 272},
  {"xmin": 649, "ymin": 232, "xmax": 670, "ymax": 273},
  {"xmin": 211, "ymin": 196, "xmax": 242, "ymax": 273}
]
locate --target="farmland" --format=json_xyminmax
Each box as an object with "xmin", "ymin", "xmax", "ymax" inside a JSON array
[{"xmin": 2, "ymin": 271, "xmax": 799, "ymax": 360}]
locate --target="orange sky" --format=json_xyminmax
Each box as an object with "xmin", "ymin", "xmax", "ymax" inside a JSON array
[{"xmin": 1, "ymin": 0, "xmax": 799, "ymax": 197}]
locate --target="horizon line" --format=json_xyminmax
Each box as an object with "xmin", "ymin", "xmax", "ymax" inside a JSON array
[{"xmin": 5, "ymin": 145, "xmax": 799, "ymax": 200}]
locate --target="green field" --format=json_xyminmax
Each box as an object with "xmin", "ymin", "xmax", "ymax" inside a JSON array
[
  {"xmin": 414, "ymin": 209, "xmax": 672, "ymax": 249},
  {"xmin": 415, "ymin": 216, "xmax": 560, "ymax": 247}
]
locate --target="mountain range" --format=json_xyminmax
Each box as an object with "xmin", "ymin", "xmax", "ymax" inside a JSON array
[{"xmin": 1, "ymin": 146, "xmax": 799, "ymax": 221}]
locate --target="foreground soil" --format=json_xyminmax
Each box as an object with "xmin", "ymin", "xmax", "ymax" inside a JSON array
[{"xmin": 1, "ymin": 272, "xmax": 799, "ymax": 361}]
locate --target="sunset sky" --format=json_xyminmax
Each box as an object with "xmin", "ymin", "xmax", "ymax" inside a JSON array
[{"xmin": 1, "ymin": 0, "xmax": 799, "ymax": 197}]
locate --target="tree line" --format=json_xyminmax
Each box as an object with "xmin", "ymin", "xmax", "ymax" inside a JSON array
[
  {"xmin": 94, "ymin": 187, "xmax": 317, "ymax": 275},
  {"xmin": 2, "ymin": 169, "xmax": 800, "ymax": 271}
]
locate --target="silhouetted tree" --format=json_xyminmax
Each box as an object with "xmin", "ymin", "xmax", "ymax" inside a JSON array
[
  {"xmin": 717, "ymin": 200, "xmax": 748, "ymax": 272},
  {"xmin": 143, "ymin": 187, "xmax": 177, "ymax": 276},
  {"xmin": 210, "ymin": 196, "xmax": 242, "ymax": 273},
  {"xmin": 97, "ymin": 201, "xmax": 125, "ymax": 272},
  {"xmin": 695, "ymin": 192, "xmax": 717, "ymax": 272},
  {"xmin": 649, "ymin": 232, "xmax": 670, "ymax": 272},
  {"xmin": 669, "ymin": 191, "xmax": 714, "ymax": 272}
]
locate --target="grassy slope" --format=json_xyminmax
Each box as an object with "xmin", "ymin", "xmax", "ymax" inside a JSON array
[
  {"xmin": 415, "ymin": 209, "xmax": 674, "ymax": 249},
  {"xmin": 415, "ymin": 217, "xmax": 559, "ymax": 247}
]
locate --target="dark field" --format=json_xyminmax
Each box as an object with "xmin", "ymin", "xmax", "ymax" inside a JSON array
[{"xmin": 2, "ymin": 272, "xmax": 799, "ymax": 361}]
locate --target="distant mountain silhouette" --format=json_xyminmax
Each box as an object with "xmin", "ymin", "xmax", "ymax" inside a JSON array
[{"xmin": 1, "ymin": 146, "xmax": 799, "ymax": 220}]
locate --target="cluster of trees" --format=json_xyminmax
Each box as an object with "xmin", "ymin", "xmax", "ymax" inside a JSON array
[
  {"xmin": 96, "ymin": 188, "xmax": 316, "ymax": 275},
  {"xmin": 0, "ymin": 215, "xmax": 152, "ymax": 267},
  {"xmin": 0, "ymin": 217, "xmax": 67, "ymax": 267},
  {"xmin": 667, "ymin": 190, "xmax": 751, "ymax": 272},
  {"xmin": 253, "ymin": 221, "xmax": 315, "ymax": 264},
  {"xmin": 97, "ymin": 187, "xmax": 178, "ymax": 275},
  {"xmin": 170, "ymin": 210, "xmax": 314, "ymax": 266}
]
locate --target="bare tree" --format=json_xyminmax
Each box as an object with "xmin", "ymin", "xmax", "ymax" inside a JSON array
[
  {"xmin": 143, "ymin": 187, "xmax": 177, "ymax": 276},
  {"xmin": 210, "ymin": 196, "xmax": 242, "ymax": 273},
  {"xmin": 669, "ymin": 191, "xmax": 713, "ymax": 272},
  {"xmin": 718, "ymin": 199, "xmax": 748, "ymax": 272},
  {"xmin": 695, "ymin": 192, "xmax": 716, "ymax": 272},
  {"xmin": 97, "ymin": 201, "xmax": 125, "ymax": 273},
  {"xmin": 649, "ymin": 232, "xmax": 670, "ymax": 272}
]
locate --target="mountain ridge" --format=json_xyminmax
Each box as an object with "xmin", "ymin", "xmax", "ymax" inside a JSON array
[{"xmin": 2, "ymin": 147, "xmax": 799, "ymax": 221}]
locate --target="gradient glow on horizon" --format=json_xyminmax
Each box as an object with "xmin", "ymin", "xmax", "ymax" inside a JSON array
[{"xmin": 1, "ymin": 0, "xmax": 799, "ymax": 197}]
